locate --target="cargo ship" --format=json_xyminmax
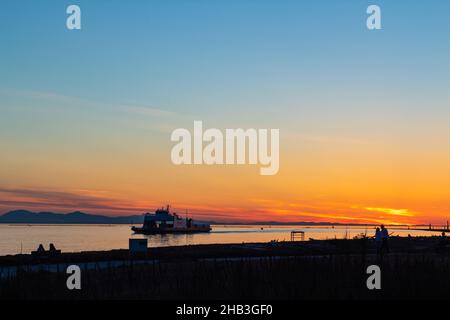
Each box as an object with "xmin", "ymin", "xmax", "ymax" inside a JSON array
[{"xmin": 131, "ymin": 206, "xmax": 212, "ymax": 234}]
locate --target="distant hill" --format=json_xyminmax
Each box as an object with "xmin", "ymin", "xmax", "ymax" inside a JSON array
[
  {"xmin": 0, "ymin": 210, "xmax": 145, "ymax": 224},
  {"xmin": 0, "ymin": 210, "xmax": 369, "ymax": 226}
]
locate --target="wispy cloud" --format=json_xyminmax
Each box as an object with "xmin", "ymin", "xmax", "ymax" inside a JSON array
[
  {"xmin": 245, "ymin": 198, "xmax": 418, "ymax": 225},
  {"xmin": 1, "ymin": 87, "xmax": 191, "ymax": 120},
  {"xmin": 123, "ymin": 105, "xmax": 181, "ymax": 118},
  {"xmin": 0, "ymin": 187, "xmax": 425, "ymax": 224},
  {"xmin": 365, "ymin": 207, "xmax": 415, "ymax": 217},
  {"xmin": 0, "ymin": 187, "xmax": 155, "ymax": 215}
]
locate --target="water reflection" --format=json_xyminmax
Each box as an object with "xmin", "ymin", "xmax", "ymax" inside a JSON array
[{"xmin": 0, "ymin": 224, "xmax": 443, "ymax": 255}]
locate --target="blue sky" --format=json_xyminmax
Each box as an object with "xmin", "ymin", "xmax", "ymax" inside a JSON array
[
  {"xmin": 1, "ymin": 0, "xmax": 449, "ymax": 148},
  {"xmin": 1, "ymin": 0, "xmax": 449, "ymax": 118}
]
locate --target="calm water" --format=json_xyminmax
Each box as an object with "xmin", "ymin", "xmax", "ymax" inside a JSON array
[{"xmin": 0, "ymin": 224, "xmax": 438, "ymax": 255}]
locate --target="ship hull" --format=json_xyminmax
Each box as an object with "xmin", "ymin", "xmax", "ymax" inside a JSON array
[{"xmin": 132, "ymin": 226, "xmax": 212, "ymax": 234}]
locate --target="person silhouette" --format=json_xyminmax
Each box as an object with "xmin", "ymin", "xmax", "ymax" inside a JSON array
[
  {"xmin": 380, "ymin": 224, "xmax": 390, "ymax": 254},
  {"xmin": 374, "ymin": 227, "xmax": 382, "ymax": 254},
  {"xmin": 37, "ymin": 244, "xmax": 45, "ymax": 253}
]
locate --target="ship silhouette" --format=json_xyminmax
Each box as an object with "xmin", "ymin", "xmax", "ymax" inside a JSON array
[{"xmin": 131, "ymin": 205, "xmax": 212, "ymax": 234}]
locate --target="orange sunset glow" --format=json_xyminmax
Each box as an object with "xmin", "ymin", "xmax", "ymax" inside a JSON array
[{"xmin": 1, "ymin": 126, "xmax": 449, "ymax": 226}]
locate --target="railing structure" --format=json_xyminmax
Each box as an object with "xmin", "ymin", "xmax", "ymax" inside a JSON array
[
  {"xmin": 402, "ymin": 222, "xmax": 450, "ymax": 233},
  {"xmin": 290, "ymin": 230, "xmax": 305, "ymax": 242}
]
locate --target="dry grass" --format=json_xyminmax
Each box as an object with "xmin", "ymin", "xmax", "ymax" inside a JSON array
[{"xmin": 1, "ymin": 252, "xmax": 449, "ymax": 300}]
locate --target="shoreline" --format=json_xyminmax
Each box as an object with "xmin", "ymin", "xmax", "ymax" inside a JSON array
[{"xmin": 1, "ymin": 235, "xmax": 448, "ymax": 267}]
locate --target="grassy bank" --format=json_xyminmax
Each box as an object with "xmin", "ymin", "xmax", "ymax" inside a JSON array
[{"xmin": 0, "ymin": 237, "xmax": 449, "ymax": 299}]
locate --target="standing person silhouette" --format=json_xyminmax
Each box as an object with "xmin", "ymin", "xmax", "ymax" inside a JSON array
[
  {"xmin": 380, "ymin": 224, "xmax": 390, "ymax": 254},
  {"xmin": 374, "ymin": 227, "xmax": 382, "ymax": 255}
]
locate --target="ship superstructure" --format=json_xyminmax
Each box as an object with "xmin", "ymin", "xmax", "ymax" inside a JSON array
[{"xmin": 131, "ymin": 206, "xmax": 211, "ymax": 234}]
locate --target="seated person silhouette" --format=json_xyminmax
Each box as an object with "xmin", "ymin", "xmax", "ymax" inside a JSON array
[
  {"xmin": 32, "ymin": 244, "xmax": 47, "ymax": 258},
  {"xmin": 48, "ymin": 243, "xmax": 61, "ymax": 256},
  {"xmin": 32, "ymin": 243, "xmax": 61, "ymax": 257},
  {"xmin": 37, "ymin": 244, "xmax": 45, "ymax": 253}
]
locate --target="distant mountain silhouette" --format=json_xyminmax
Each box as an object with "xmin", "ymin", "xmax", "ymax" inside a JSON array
[
  {"xmin": 0, "ymin": 210, "xmax": 369, "ymax": 226},
  {"xmin": 0, "ymin": 210, "xmax": 145, "ymax": 224}
]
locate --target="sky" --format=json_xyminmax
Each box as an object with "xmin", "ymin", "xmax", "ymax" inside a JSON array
[{"xmin": 1, "ymin": 0, "xmax": 450, "ymax": 225}]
